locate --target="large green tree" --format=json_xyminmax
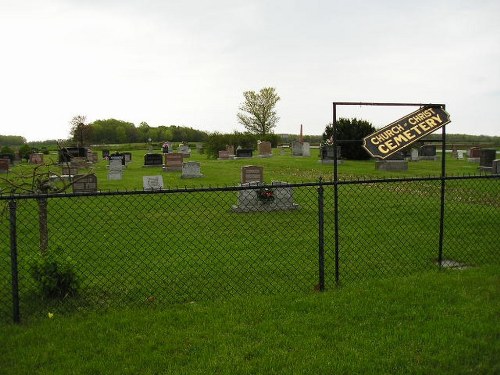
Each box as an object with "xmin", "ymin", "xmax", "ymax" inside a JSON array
[
  {"xmin": 237, "ymin": 87, "xmax": 280, "ymax": 136},
  {"xmin": 323, "ymin": 118, "xmax": 376, "ymax": 160}
]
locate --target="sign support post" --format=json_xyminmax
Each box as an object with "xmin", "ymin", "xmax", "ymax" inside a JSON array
[{"xmin": 332, "ymin": 102, "xmax": 450, "ymax": 286}]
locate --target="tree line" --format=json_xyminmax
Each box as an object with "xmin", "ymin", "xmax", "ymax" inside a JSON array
[{"xmin": 70, "ymin": 118, "xmax": 209, "ymax": 145}]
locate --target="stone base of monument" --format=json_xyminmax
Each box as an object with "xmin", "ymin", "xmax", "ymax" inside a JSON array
[
  {"xmin": 319, "ymin": 159, "xmax": 343, "ymax": 164},
  {"xmin": 418, "ymin": 156, "xmax": 439, "ymax": 161},
  {"xmin": 375, "ymin": 160, "xmax": 408, "ymax": 171},
  {"xmin": 232, "ymin": 181, "xmax": 300, "ymax": 212},
  {"xmin": 257, "ymin": 154, "xmax": 273, "ymax": 158},
  {"xmin": 479, "ymin": 166, "xmax": 492, "ymax": 173},
  {"xmin": 162, "ymin": 165, "xmax": 182, "ymax": 172},
  {"xmin": 467, "ymin": 157, "xmax": 480, "ymax": 163}
]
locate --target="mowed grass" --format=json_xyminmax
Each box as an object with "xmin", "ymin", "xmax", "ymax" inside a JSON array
[
  {"xmin": 0, "ymin": 149, "xmax": 498, "ymax": 323},
  {"xmin": 0, "ymin": 148, "xmax": 498, "ymax": 373},
  {"xmin": 0, "ymin": 266, "xmax": 498, "ymax": 374}
]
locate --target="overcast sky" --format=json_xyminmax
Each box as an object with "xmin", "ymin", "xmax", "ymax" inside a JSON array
[{"xmin": 1, "ymin": 0, "xmax": 499, "ymax": 142}]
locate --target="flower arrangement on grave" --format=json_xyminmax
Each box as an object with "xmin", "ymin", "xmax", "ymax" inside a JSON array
[{"xmin": 256, "ymin": 187, "xmax": 274, "ymax": 202}]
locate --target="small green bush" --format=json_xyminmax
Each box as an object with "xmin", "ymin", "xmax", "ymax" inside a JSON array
[{"xmin": 30, "ymin": 249, "xmax": 79, "ymax": 299}]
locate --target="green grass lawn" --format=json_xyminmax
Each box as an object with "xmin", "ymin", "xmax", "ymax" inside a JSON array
[
  {"xmin": 3, "ymin": 147, "xmax": 489, "ymax": 191},
  {"xmin": 0, "ymin": 148, "xmax": 498, "ymax": 373},
  {"xmin": 0, "ymin": 266, "xmax": 498, "ymax": 374},
  {"xmin": 0, "ymin": 148, "xmax": 498, "ymax": 323}
]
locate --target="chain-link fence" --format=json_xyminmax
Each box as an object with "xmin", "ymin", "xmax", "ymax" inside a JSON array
[{"xmin": 1, "ymin": 175, "xmax": 499, "ymax": 323}]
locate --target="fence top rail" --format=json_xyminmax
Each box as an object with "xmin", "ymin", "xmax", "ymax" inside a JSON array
[
  {"xmin": 0, "ymin": 174, "xmax": 497, "ymax": 200},
  {"xmin": 332, "ymin": 101, "xmax": 446, "ymax": 107}
]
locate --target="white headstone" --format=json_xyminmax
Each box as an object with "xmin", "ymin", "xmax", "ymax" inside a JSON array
[
  {"xmin": 181, "ymin": 161, "xmax": 203, "ymax": 178},
  {"xmin": 143, "ymin": 175, "xmax": 164, "ymax": 190},
  {"xmin": 108, "ymin": 159, "xmax": 123, "ymax": 180},
  {"xmin": 302, "ymin": 142, "xmax": 311, "ymax": 157}
]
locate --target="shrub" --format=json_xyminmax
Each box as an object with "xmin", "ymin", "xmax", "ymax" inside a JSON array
[
  {"xmin": 322, "ymin": 118, "xmax": 376, "ymax": 160},
  {"xmin": 30, "ymin": 248, "xmax": 79, "ymax": 299}
]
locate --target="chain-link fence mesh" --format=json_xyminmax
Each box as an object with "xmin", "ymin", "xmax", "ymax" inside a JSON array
[{"xmin": 1, "ymin": 175, "xmax": 499, "ymax": 323}]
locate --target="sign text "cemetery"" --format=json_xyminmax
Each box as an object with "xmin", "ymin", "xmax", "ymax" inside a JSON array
[{"xmin": 363, "ymin": 106, "xmax": 451, "ymax": 159}]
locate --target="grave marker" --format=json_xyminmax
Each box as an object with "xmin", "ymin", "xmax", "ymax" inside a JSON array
[
  {"xmin": 236, "ymin": 148, "xmax": 253, "ymax": 158},
  {"xmin": 258, "ymin": 141, "xmax": 272, "ymax": 157},
  {"xmin": 29, "ymin": 153, "xmax": 44, "ymax": 164},
  {"xmin": 143, "ymin": 153, "xmax": 163, "ymax": 167},
  {"xmin": 163, "ymin": 153, "xmax": 183, "ymax": 171},
  {"xmin": 218, "ymin": 150, "xmax": 231, "ymax": 160},
  {"xmin": 0, "ymin": 159, "xmax": 9, "ymax": 173},
  {"xmin": 72, "ymin": 174, "xmax": 98, "ymax": 193},
  {"xmin": 181, "ymin": 161, "xmax": 203, "ymax": 178},
  {"xmin": 241, "ymin": 165, "xmax": 263, "ymax": 184},
  {"xmin": 479, "ymin": 149, "xmax": 497, "ymax": 171},
  {"xmin": 143, "ymin": 175, "xmax": 164, "ymax": 191},
  {"xmin": 108, "ymin": 159, "xmax": 123, "ymax": 180}
]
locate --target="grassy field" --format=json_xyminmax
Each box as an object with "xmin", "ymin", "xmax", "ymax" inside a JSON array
[
  {"xmin": 0, "ymin": 266, "xmax": 498, "ymax": 374},
  {"xmin": 0, "ymin": 149, "xmax": 498, "ymax": 323},
  {"xmin": 3, "ymin": 147, "xmax": 491, "ymax": 191},
  {"xmin": 0, "ymin": 148, "xmax": 498, "ymax": 372}
]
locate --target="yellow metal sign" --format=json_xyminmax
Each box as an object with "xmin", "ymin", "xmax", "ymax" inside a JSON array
[{"xmin": 363, "ymin": 106, "xmax": 451, "ymax": 159}]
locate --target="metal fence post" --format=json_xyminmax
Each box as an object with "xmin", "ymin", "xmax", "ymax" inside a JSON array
[
  {"xmin": 318, "ymin": 178, "xmax": 325, "ymax": 291},
  {"xmin": 438, "ymin": 117, "xmax": 447, "ymax": 268},
  {"xmin": 9, "ymin": 199, "xmax": 20, "ymax": 324}
]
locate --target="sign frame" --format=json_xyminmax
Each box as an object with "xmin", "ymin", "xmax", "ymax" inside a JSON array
[{"xmin": 362, "ymin": 105, "xmax": 451, "ymax": 159}]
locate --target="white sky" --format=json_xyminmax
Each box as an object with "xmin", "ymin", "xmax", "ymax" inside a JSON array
[{"xmin": 1, "ymin": 0, "xmax": 499, "ymax": 141}]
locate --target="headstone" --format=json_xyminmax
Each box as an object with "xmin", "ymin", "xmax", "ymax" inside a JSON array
[
  {"xmin": 258, "ymin": 141, "xmax": 272, "ymax": 157},
  {"xmin": 279, "ymin": 146, "xmax": 287, "ymax": 156},
  {"xmin": 302, "ymin": 142, "xmax": 311, "ymax": 157},
  {"xmin": 226, "ymin": 145, "xmax": 235, "ymax": 156},
  {"xmin": 468, "ymin": 147, "xmax": 481, "ymax": 163},
  {"xmin": 181, "ymin": 161, "xmax": 203, "ymax": 178},
  {"xmin": 241, "ymin": 165, "xmax": 263, "ymax": 184},
  {"xmin": 410, "ymin": 148, "xmax": 419, "ymax": 162},
  {"xmin": 232, "ymin": 181, "xmax": 299, "ymax": 212},
  {"xmin": 178, "ymin": 145, "xmax": 191, "ymax": 157},
  {"xmin": 451, "ymin": 145, "xmax": 458, "ymax": 159},
  {"xmin": 143, "ymin": 153, "xmax": 163, "ymax": 167},
  {"xmin": 72, "ymin": 174, "xmax": 98, "ymax": 193},
  {"xmin": 375, "ymin": 152, "xmax": 408, "ymax": 170},
  {"xmin": 492, "ymin": 159, "xmax": 500, "ymax": 174},
  {"xmin": 469, "ymin": 147, "xmax": 481, "ymax": 158},
  {"xmin": 123, "ymin": 152, "xmax": 132, "ymax": 163},
  {"xmin": 109, "ymin": 153, "xmax": 125, "ymax": 165},
  {"xmin": 419, "ymin": 145, "xmax": 438, "ymax": 160},
  {"xmin": 236, "ymin": 148, "xmax": 253, "ymax": 158},
  {"xmin": 59, "ymin": 147, "xmax": 87, "ymax": 163},
  {"xmin": 457, "ymin": 150, "xmax": 465, "ymax": 160},
  {"xmin": 479, "ymin": 149, "xmax": 497, "ymax": 170},
  {"xmin": 62, "ymin": 166, "xmax": 78, "ymax": 176},
  {"xmin": 0, "ymin": 154, "xmax": 14, "ymax": 164},
  {"xmin": 143, "ymin": 175, "xmax": 164, "ymax": 191},
  {"xmin": 0, "ymin": 159, "xmax": 9, "ymax": 173},
  {"xmin": 108, "ymin": 159, "xmax": 123, "ymax": 180},
  {"xmin": 163, "ymin": 153, "xmax": 183, "ymax": 171},
  {"xmin": 29, "ymin": 153, "xmax": 44, "ymax": 164},
  {"xmin": 70, "ymin": 157, "xmax": 88, "ymax": 168},
  {"xmin": 218, "ymin": 150, "xmax": 231, "ymax": 160},
  {"xmin": 87, "ymin": 150, "xmax": 98, "ymax": 163},
  {"xmin": 320, "ymin": 145, "xmax": 341, "ymax": 164},
  {"xmin": 292, "ymin": 141, "xmax": 303, "ymax": 156}
]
